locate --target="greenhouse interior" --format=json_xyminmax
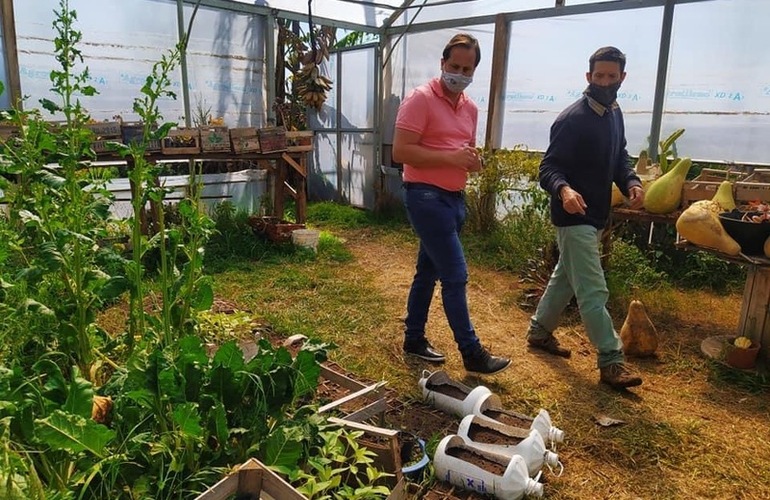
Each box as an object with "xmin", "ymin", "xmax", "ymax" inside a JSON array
[{"xmin": 0, "ymin": 0, "xmax": 769, "ymax": 499}]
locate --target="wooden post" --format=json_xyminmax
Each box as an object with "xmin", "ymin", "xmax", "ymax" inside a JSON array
[
  {"xmin": 737, "ymin": 264, "xmax": 770, "ymax": 362},
  {"xmin": 1, "ymin": 0, "xmax": 23, "ymax": 108}
]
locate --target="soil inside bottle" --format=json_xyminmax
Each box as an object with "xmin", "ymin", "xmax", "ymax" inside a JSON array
[
  {"xmin": 482, "ymin": 408, "xmax": 532, "ymax": 429},
  {"xmin": 446, "ymin": 447, "xmax": 507, "ymax": 476}
]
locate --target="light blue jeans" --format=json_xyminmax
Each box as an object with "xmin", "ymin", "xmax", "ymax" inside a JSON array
[{"xmin": 529, "ymin": 225, "xmax": 624, "ymax": 368}]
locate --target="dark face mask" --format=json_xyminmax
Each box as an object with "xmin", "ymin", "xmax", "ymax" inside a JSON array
[{"xmin": 587, "ymin": 82, "xmax": 621, "ymax": 106}]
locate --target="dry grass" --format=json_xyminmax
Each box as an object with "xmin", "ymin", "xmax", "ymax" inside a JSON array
[{"xmin": 208, "ymin": 225, "xmax": 769, "ymax": 499}]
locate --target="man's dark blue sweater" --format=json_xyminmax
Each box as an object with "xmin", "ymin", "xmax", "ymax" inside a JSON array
[{"xmin": 539, "ymin": 95, "xmax": 641, "ymax": 229}]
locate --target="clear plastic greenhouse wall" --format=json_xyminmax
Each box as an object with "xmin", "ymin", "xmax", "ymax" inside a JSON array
[{"xmin": 1, "ymin": 0, "xmax": 768, "ymax": 209}]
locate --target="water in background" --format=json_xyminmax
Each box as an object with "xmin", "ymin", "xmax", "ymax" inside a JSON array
[{"xmin": 500, "ymin": 111, "xmax": 770, "ymax": 165}]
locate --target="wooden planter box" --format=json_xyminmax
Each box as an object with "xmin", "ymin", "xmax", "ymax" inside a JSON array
[
  {"xmin": 286, "ymin": 130, "xmax": 314, "ymax": 153},
  {"xmin": 200, "ymin": 126, "xmax": 232, "ymax": 153},
  {"xmin": 735, "ymin": 169, "xmax": 770, "ymax": 204},
  {"xmin": 195, "ymin": 458, "xmax": 306, "ymax": 500},
  {"xmin": 0, "ymin": 124, "xmax": 20, "ymax": 143},
  {"xmin": 318, "ymin": 363, "xmax": 388, "ymax": 424},
  {"xmin": 681, "ymin": 168, "xmax": 749, "ymax": 207},
  {"xmin": 162, "ymin": 128, "xmax": 201, "ymax": 155},
  {"xmin": 328, "ymin": 417, "xmax": 403, "ymax": 487},
  {"xmin": 258, "ymin": 126, "xmax": 287, "ymax": 153},
  {"xmin": 121, "ymin": 122, "xmax": 162, "ymax": 152},
  {"xmin": 230, "ymin": 127, "xmax": 261, "ymax": 153},
  {"xmin": 86, "ymin": 121, "xmax": 122, "ymax": 138},
  {"xmin": 248, "ymin": 215, "xmax": 304, "ymax": 243}
]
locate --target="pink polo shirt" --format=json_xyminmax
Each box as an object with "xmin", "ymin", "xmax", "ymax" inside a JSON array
[{"xmin": 395, "ymin": 78, "xmax": 478, "ymax": 192}]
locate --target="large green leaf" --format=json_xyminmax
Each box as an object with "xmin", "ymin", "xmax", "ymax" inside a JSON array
[
  {"xmin": 212, "ymin": 341, "xmax": 245, "ymax": 372},
  {"xmin": 292, "ymin": 350, "xmax": 321, "ymax": 399},
  {"xmin": 35, "ymin": 410, "xmax": 115, "ymax": 457},
  {"xmin": 261, "ymin": 425, "xmax": 304, "ymax": 468},
  {"xmin": 96, "ymin": 275, "xmax": 130, "ymax": 301},
  {"xmin": 63, "ymin": 370, "xmax": 94, "ymax": 419},
  {"xmin": 192, "ymin": 278, "xmax": 214, "ymax": 311},
  {"xmin": 33, "ymin": 359, "xmax": 67, "ymax": 405},
  {"xmin": 172, "ymin": 402, "xmax": 202, "ymax": 439}
]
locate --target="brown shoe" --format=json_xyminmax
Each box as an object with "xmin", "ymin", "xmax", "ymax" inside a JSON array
[
  {"xmin": 527, "ymin": 335, "xmax": 571, "ymax": 358},
  {"xmin": 600, "ymin": 363, "xmax": 643, "ymax": 389}
]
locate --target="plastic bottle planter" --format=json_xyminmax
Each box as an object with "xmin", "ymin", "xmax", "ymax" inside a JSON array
[
  {"xmin": 472, "ymin": 394, "xmax": 565, "ymax": 447},
  {"xmin": 433, "ymin": 435, "xmax": 544, "ymax": 500},
  {"xmin": 418, "ymin": 370, "xmax": 493, "ymax": 418},
  {"xmin": 399, "ymin": 431, "xmax": 430, "ymax": 481},
  {"xmin": 457, "ymin": 415, "xmax": 560, "ymax": 477}
]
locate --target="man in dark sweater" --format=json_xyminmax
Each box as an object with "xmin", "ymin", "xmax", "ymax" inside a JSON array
[{"xmin": 526, "ymin": 46, "xmax": 645, "ymax": 389}]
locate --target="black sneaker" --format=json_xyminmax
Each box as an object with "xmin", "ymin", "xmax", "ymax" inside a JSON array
[
  {"xmin": 462, "ymin": 347, "xmax": 511, "ymax": 375},
  {"xmin": 404, "ymin": 340, "xmax": 446, "ymax": 363}
]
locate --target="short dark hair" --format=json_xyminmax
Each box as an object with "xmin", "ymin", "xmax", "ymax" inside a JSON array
[
  {"xmin": 442, "ymin": 33, "xmax": 481, "ymax": 68},
  {"xmin": 589, "ymin": 46, "xmax": 626, "ymax": 73}
]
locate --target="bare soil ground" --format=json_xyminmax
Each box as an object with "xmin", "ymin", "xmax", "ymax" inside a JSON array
[{"xmin": 323, "ymin": 227, "xmax": 770, "ymax": 500}]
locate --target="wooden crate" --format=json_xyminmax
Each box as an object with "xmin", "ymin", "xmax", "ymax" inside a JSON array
[
  {"xmin": 199, "ymin": 126, "xmax": 231, "ymax": 152},
  {"xmin": 328, "ymin": 417, "xmax": 403, "ymax": 486},
  {"xmin": 86, "ymin": 121, "xmax": 122, "ymax": 138},
  {"xmin": 0, "ymin": 124, "xmax": 20, "ymax": 143},
  {"xmin": 195, "ymin": 458, "xmax": 306, "ymax": 500},
  {"xmin": 318, "ymin": 363, "xmax": 388, "ymax": 424},
  {"xmin": 162, "ymin": 128, "xmax": 200, "ymax": 155},
  {"xmin": 735, "ymin": 169, "xmax": 770, "ymax": 204},
  {"xmin": 286, "ymin": 130, "xmax": 314, "ymax": 153},
  {"xmin": 230, "ymin": 127, "xmax": 260, "ymax": 153},
  {"xmin": 121, "ymin": 122, "xmax": 161, "ymax": 152},
  {"xmin": 258, "ymin": 126, "xmax": 287, "ymax": 153},
  {"xmin": 681, "ymin": 168, "xmax": 748, "ymax": 207}
]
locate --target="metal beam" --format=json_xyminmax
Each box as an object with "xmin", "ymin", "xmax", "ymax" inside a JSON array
[
  {"xmin": 385, "ymin": 0, "xmax": 715, "ymax": 35},
  {"xmin": 182, "ymin": 0, "xmax": 380, "ymax": 33},
  {"xmin": 1, "ymin": 0, "xmax": 22, "ymax": 108},
  {"xmin": 648, "ymin": 0, "xmax": 676, "ymax": 160},
  {"xmin": 380, "ymin": 0, "xmax": 416, "ymax": 31},
  {"xmin": 484, "ymin": 14, "xmax": 509, "ymax": 150}
]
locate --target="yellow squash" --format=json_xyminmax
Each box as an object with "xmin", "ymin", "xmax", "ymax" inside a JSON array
[
  {"xmin": 643, "ymin": 157, "xmax": 692, "ymax": 214},
  {"xmin": 711, "ymin": 180, "xmax": 736, "ymax": 211},
  {"xmin": 675, "ymin": 200, "xmax": 741, "ymax": 255}
]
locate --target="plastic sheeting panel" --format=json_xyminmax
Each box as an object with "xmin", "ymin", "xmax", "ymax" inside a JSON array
[
  {"xmin": 340, "ymin": 132, "xmax": 375, "ymax": 209},
  {"xmin": 14, "ymin": 0, "xmax": 266, "ymax": 127}
]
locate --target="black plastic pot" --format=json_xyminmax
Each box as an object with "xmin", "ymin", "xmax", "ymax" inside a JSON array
[{"xmin": 718, "ymin": 210, "xmax": 770, "ymax": 255}]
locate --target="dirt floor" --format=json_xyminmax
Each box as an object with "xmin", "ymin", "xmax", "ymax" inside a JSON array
[{"xmin": 316, "ymin": 227, "xmax": 770, "ymax": 500}]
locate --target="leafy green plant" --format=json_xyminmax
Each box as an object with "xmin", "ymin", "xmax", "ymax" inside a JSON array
[
  {"xmin": 465, "ymin": 146, "xmax": 541, "ymax": 233},
  {"xmin": 274, "ymin": 422, "xmax": 392, "ymax": 499},
  {"xmin": 0, "ymin": 0, "xmax": 128, "ymax": 379}
]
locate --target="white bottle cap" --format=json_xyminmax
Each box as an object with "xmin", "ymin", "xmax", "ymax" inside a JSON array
[
  {"xmin": 526, "ymin": 478, "xmax": 545, "ymax": 497},
  {"xmin": 549, "ymin": 426, "xmax": 565, "ymax": 444}
]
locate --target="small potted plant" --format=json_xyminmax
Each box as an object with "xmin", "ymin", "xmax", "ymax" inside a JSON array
[{"xmin": 725, "ymin": 336, "xmax": 760, "ymax": 370}]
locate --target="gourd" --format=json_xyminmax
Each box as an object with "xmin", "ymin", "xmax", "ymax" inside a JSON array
[
  {"xmin": 711, "ymin": 180, "xmax": 736, "ymax": 211},
  {"xmin": 764, "ymin": 235, "xmax": 770, "ymax": 258},
  {"xmin": 611, "ymin": 184, "xmax": 624, "ymax": 207},
  {"xmin": 643, "ymin": 157, "xmax": 692, "ymax": 214},
  {"xmin": 635, "ymin": 150, "xmax": 649, "ymax": 176},
  {"xmin": 675, "ymin": 200, "xmax": 741, "ymax": 255},
  {"xmin": 620, "ymin": 300, "xmax": 658, "ymax": 357}
]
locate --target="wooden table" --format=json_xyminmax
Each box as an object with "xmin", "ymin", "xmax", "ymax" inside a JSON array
[
  {"xmin": 609, "ymin": 207, "xmax": 770, "ymax": 364},
  {"xmin": 118, "ymin": 150, "xmax": 308, "ymax": 232}
]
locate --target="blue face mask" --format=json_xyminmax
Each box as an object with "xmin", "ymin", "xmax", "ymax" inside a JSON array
[{"xmin": 441, "ymin": 71, "xmax": 473, "ymax": 94}]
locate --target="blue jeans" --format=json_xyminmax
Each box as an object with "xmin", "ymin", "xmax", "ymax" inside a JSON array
[
  {"xmin": 403, "ymin": 184, "xmax": 481, "ymax": 355},
  {"xmin": 530, "ymin": 225, "xmax": 624, "ymax": 368}
]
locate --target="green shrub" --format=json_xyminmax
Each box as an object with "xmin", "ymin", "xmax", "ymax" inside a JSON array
[{"xmin": 606, "ymin": 238, "xmax": 670, "ymax": 301}]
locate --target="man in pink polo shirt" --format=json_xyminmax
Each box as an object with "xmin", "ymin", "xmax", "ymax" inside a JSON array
[{"xmin": 393, "ymin": 33, "xmax": 511, "ymax": 375}]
